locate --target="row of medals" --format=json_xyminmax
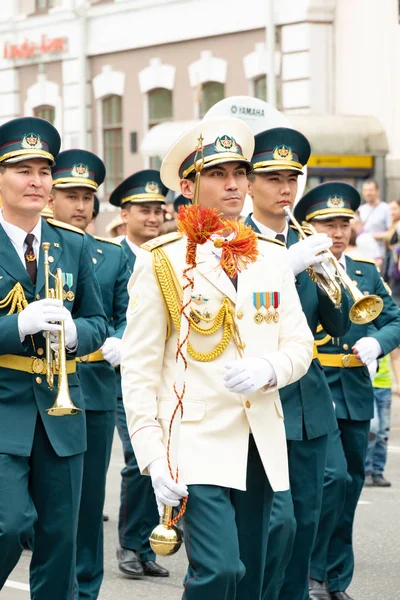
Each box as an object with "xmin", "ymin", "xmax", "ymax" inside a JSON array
[{"xmin": 254, "ymin": 309, "xmax": 280, "ymax": 325}]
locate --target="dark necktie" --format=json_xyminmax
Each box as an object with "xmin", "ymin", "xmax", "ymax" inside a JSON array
[
  {"xmin": 24, "ymin": 233, "xmax": 37, "ymax": 285},
  {"xmin": 275, "ymin": 233, "xmax": 286, "ymax": 245}
]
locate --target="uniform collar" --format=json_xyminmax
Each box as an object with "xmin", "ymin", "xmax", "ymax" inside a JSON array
[
  {"xmin": 250, "ymin": 214, "xmax": 288, "ymax": 242},
  {"xmin": 0, "ymin": 209, "xmax": 42, "ymax": 249},
  {"xmin": 124, "ymin": 236, "xmax": 141, "ymax": 256}
]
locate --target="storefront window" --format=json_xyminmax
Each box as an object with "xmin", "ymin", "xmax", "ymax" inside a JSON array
[
  {"xmin": 103, "ymin": 95, "xmax": 123, "ymax": 194},
  {"xmin": 199, "ymin": 82, "xmax": 224, "ymax": 118},
  {"xmin": 34, "ymin": 105, "xmax": 55, "ymax": 125}
]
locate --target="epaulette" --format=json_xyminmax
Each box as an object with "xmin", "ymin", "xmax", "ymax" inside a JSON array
[
  {"xmin": 256, "ymin": 233, "xmax": 285, "ymax": 247},
  {"xmin": 93, "ymin": 235, "xmax": 121, "ymax": 247},
  {"xmin": 141, "ymin": 231, "xmax": 182, "ymax": 252},
  {"xmin": 352, "ymin": 257, "xmax": 376, "ymax": 265},
  {"xmin": 47, "ymin": 218, "xmax": 84, "ymax": 234}
]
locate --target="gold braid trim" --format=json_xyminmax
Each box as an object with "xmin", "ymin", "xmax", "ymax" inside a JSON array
[
  {"xmin": 0, "ymin": 283, "xmax": 28, "ymax": 314},
  {"xmin": 152, "ymin": 247, "xmax": 244, "ymax": 361}
]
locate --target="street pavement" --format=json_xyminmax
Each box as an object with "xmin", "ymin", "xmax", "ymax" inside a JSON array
[{"xmin": 3, "ymin": 395, "xmax": 400, "ymax": 599}]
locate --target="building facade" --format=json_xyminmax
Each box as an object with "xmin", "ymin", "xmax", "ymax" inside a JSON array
[{"xmin": 0, "ymin": 0, "xmax": 398, "ymax": 229}]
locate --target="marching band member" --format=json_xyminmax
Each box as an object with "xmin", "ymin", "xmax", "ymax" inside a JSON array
[
  {"xmin": 121, "ymin": 117, "xmax": 314, "ymax": 599},
  {"xmin": 0, "ymin": 118, "xmax": 107, "ymax": 599},
  {"xmin": 109, "ymin": 170, "xmax": 169, "ymax": 579},
  {"xmin": 246, "ymin": 127, "xmax": 350, "ymax": 600},
  {"xmin": 294, "ymin": 183, "xmax": 400, "ymax": 600},
  {"xmin": 49, "ymin": 149, "xmax": 130, "ymax": 599}
]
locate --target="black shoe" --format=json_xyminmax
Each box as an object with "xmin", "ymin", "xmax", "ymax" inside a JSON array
[
  {"xmin": 364, "ymin": 474, "xmax": 374, "ymax": 487},
  {"xmin": 330, "ymin": 592, "xmax": 354, "ymax": 600},
  {"xmin": 373, "ymin": 474, "xmax": 391, "ymax": 487},
  {"xmin": 309, "ymin": 578, "xmax": 331, "ymax": 600},
  {"xmin": 117, "ymin": 546, "xmax": 144, "ymax": 578},
  {"xmin": 142, "ymin": 560, "xmax": 169, "ymax": 577},
  {"xmin": 103, "ymin": 514, "xmax": 109, "ymax": 522}
]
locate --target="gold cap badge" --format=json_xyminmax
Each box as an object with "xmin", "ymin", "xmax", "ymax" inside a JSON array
[
  {"xmin": 21, "ymin": 133, "xmax": 43, "ymax": 150},
  {"xmin": 145, "ymin": 181, "xmax": 160, "ymax": 194},
  {"xmin": 327, "ymin": 195, "xmax": 345, "ymax": 208},
  {"xmin": 71, "ymin": 163, "xmax": 90, "ymax": 178},
  {"xmin": 214, "ymin": 135, "xmax": 238, "ymax": 154},
  {"xmin": 273, "ymin": 145, "xmax": 293, "ymax": 162}
]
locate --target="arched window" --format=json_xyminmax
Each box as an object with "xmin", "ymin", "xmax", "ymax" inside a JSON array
[
  {"xmin": 102, "ymin": 95, "xmax": 123, "ymax": 194},
  {"xmin": 34, "ymin": 105, "xmax": 55, "ymax": 125},
  {"xmin": 148, "ymin": 88, "xmax": 173, "ymax": 168},
  {"xmin": 199, "ymin": 82, "xmax": 224, "ymax": 118}
]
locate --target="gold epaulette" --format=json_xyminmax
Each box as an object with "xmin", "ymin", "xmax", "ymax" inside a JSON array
[
  {"xmin": 256, "ymin": 233, "xmax": 285, "ymax": 247},
  {"xmin": 47, "ymin": 218, "xmax": 84, "ymax": 234},
  {"xmin": 93, "ymin": 235, "xmax": 121, "ymax": 247},
  {"xmin": 352, "ymin": 257, "xmax": 376, "ymax": 265},
  {"xmin": 141, "ymin": 232, "xmax": 182, "ymax": 252}
]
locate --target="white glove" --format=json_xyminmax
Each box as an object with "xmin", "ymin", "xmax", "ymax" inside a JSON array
[
  {"xmin": 312, "ymin": 256, "xmax": 337, "ymax": 277},
  {"xmin": 223, "ymin": 357, "xmax": 277, "ymax": 394},
  {"xmin": 48, "ymin": 308, "xmax": 78, "ymax": 351},
  {"xmin": 352, "ymin": 337, "xmax": 382, "ymax": 366},
  {"xmin": 367, "ymin": 360, "xmax": 378, "ymax": 380},
  {"xmin": 287, "ymin": 234, "xmax": 333, "ymax": 276},
  {"xmin": 18, "ymin": 299, "xmax": 66, "ymax": 341},
  {"xmin": 147, "ymin": 457, "xmax": 188, "ymax": 517},
  {"xmin": 101, "ymin": 337, "xmax": 122, "ymax": 367}
]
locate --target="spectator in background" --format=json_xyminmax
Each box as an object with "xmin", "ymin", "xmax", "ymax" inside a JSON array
[
  {"xmin": 385, "ymin": 199, "xmax": 400, "ymax": 304},
  {"xmin": 365, "ymin": 349, "xmax": 400, "ymax": 487},
  {"xmin": 357, "ymin": 180, "xmax": 391, "ymax": 268},
  {"xmin": 105, "ymin": 214, "xmax": 127, "ymax": 240}
]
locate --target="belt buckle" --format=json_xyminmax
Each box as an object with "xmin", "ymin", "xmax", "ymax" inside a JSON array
[
  {"xmin": 79, "ymin": 355, "xmax": 88, "ymax": 363},
  {"xmin": 341, "ymin": 354, "xmax": 352, "ymax": 368},
  {"xmin": 32, "ymin": 357, "xmax": 45, "ymax": 374}
]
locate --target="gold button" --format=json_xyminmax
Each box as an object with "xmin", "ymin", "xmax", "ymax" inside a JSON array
[
  {"xmin": 36, "ymin": 376, "xmax": 42, "ymax": 384},
  {"xmin": 237, "ymin": 311, "xmax": 244, "ymax": 320},
  {"xmin": 48, "ymin": 256, "xmax": 54, "ymax": 263},
  {"xmin": 245, "ymin": 400, "xmax": 251, "ymax": 408},
  {"xmin": 36, "ymin": 294, "xmax": 40, "ymax": 300},
  {"xmin": 37, "ymin": 348, "xmax": 44, "ymax": 356},
  {"xmin": 343, "ymin": 343, "xmax": 349, "ymax": 351},
  {"xmin": 241, "ymin": 343, "xmax": 246, "ymax": 349},
  {"xmin": 92, "ymin": 258, "xmax": 97, "ymax": 264}
]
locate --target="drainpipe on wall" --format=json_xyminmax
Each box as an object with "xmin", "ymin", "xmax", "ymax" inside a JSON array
[
  {"xmin": 74, "ymin": 0, "xmax": 88, "ymax": 149},
  {"xmin": 266, "ymin": 0, "xmax": 276, "ymax": 107}
]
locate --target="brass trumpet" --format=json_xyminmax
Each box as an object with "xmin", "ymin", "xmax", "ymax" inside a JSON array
[
  {"xmin": 42, "ymin": 242, "xmax": 82, "ymax": 416},
  {"xmin": 283, "ymin": 207, "xmax": 383, "ymax": 324}
]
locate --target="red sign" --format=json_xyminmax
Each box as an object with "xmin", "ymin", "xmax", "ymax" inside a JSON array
[{"xmin": 3, "ymin": 35, "xmax": 66, "ymax": 60}]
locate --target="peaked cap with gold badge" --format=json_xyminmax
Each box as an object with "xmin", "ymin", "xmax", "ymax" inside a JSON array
[
  {"xmin": 109, "ymin": 169, "xmax": 168, "ymax": 207},
  {"xmin": 52, "ymin": 149, "xmax": 106, "ymax": 191},
  {"xmin": 160, "ymin": 116, "xmax": 254, "ymax": 192},
  {"xmin": 294, "ymin": 181, "xmax": 361, "ymax": 223},
  {"xmin": 0, "ymin": 116, "xmax": 61, "ymax": 166},
  {"xmin": 251, "ymin": 127, "xmax": 310, "ymax": 175}
]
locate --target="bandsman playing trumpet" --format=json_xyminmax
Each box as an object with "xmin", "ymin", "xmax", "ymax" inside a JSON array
[
  {"xmin": 293, "ymin": 183, "xmax": 400, "ymax": 600},
  {"xmin": 0, "ymin": 118, "xmax": 107, "ymax": 599},
  {"xmin": 48, "ymin": 149, "xmax": 131, "ymax": 599},
  {"xmin": 246, "ymin": 127, "xmax": 351, "ymax": 600},
  {"xmin": 121, "ymin": 117, "xmax": 314, "ymax": 599}
]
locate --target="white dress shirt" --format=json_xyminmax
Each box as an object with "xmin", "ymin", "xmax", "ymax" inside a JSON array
[
  {"xmin": 124, "ymin": 237, "xmax": 141, "ymax": 257},
  {"xmin": 0, "ymin": 210, "xmax": 42, "ymax": 267},
  {"xmin": 251, "ymin": 216, "xmax": 289, "ymax": 243}
]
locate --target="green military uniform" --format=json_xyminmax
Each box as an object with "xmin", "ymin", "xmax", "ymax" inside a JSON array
[
  {"xmin": 51, "ymin": 149, "xmax": 130, "ymax": 599},
  {"xmin": 294, "ymin": 183, "xmax": 400, "ymax": 597},
  {"xmin": 110, "ymin": 171, "xmax": 167, "ymax": 574},
  {"xmin": 245, "ymin": 127, "xmax": 350, "ymax": 600}
]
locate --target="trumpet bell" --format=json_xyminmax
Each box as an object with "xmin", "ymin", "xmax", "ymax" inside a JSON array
[
  {"xmin": 149, "ymin": 522, "xmax": 183, "ymax": 557},
  {"xmin": 349, "ymin": 294, "xmax": 384, "ymax": 325},
  {"xmin": 46, "ymin": 384, "xmax": 82, "ymax": 416}
]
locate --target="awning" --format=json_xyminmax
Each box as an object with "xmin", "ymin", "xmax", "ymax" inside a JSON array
[
  {"xmin": 140, "ymin": 114, "xmax": 389, "ymax": 159},
  {"xmin": 289, "ymin": 114, "xmax": 388, "ymax": 156}
]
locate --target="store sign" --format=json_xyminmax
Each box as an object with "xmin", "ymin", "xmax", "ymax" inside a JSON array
[
  {"xmin": 3, "ymin": 35, "xmax": 67, "ymax": 60},
  {"xmin": 308, "ymin": 155, "xmax": 374, "ymax": 169}
]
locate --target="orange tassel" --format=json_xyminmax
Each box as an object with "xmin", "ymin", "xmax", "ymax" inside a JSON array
[
  {"xmin": 215, "ymin": 220, "xmax": 259, "ymax": 278},
  {"xmin": 178, "ymin": 204, "xmax": 223, "ymax": 266}
]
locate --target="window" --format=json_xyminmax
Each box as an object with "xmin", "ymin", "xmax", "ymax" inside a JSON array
[
  {"xmin": 34, "ymin": 105, "xmax": 55, "ymax": 125},
  {"xmin": 148, "ymin": 88, "xmax": 173, "ymax": 169},
  {"xmin": 253, "ymin": 75, "xmax": 282, "ymax": 109},
  {"xmin": 35, "ymin": 0, "xmax": 56, "ymax": 13},
  {"xmin": 102, "ymin": 95, "xmax": 123, "ymax": 194},
  {"xmin": 199, "ymin": 82, "xmax": 224, "ymax": 118}
]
